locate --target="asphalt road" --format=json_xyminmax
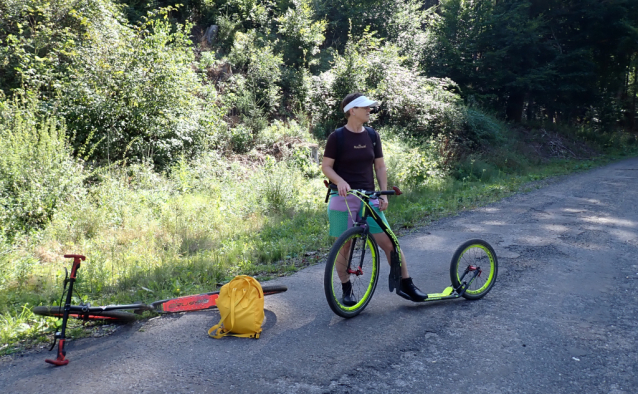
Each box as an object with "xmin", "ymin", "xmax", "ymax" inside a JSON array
[{"xmin": 2, "ymin": 158, "xmax": 638, "ymax": 394}]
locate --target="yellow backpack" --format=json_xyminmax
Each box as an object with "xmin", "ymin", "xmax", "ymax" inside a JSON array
[{"xmin": 208, "ymin": 275, "xmax": 264, "ymax": 339}]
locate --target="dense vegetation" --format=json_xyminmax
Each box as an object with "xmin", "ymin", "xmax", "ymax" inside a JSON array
[{"xmin": 1, "ymin": 0, "xmax": 637, "ymax": 350}]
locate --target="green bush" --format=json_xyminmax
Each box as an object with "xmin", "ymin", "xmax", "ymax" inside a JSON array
[
  {"xmin": 58, "ymin": 12, "xmax": 226, "ymax": 168},
  {"xmin": 230, "ymin": 124, "xmax": 255, "ymax": 153},
  {"xmin": 280, "ymin": 66, "xmax": 313, "ymax": 114},
  {"xmin": 288, "ymin": 146, "xmax": 322, "ymax": 178},
  {"xmin": 381, "ymin": 130, "xmax": 447, "ymax": 187},
  {"xmin": 215, "ymin": 15, "xmax": 242, "ymax": 52},
  {"xmin": 253, "ymin": 159, "xmax": 304, "ymax": 213},
  {"xmin": 276, "ymin": 0, "xmax": 327, "ymax": 68},
  {"xmin": 452, "ymin": 157, "xmax": 501, "ymax": 182},
  {"xmin": 462, "ymin": 107, "xmax": 506, "ymax": 143},
  {"xmin": 256, "ymin": 119, "xmax": 310, "ymax": 146},
  {"xmin": 0, "ymin": 94, "xmax": 84, "ymax": 238},
  {"xmin": 1, "ymin": 2, "xmax": 227, "ymax": 169},
  {"xmin": 227, "ymin": 30, "xmax": 283, "ymax": 116},
  {"xmin": 0, "ymin": 0, "xmax": 124, "ymax": 94},
  {"xmin": 309, "ymin": 29, "xmax": 467, "ymax": 138}
]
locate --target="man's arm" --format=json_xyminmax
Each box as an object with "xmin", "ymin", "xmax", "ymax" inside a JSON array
[
  {"xmin": 322, "ymin": 157, "xmax": 350, "ymax": 197},
  {"xmin": 374, "ymin": 157, "xmax": 389, "ymax": 211}
]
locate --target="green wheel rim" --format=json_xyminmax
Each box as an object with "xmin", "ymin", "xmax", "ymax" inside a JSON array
[{"xmin": 456, "ymin": 244, "xmax": 495, "ymax": 295}]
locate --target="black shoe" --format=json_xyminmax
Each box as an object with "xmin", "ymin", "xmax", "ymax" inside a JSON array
[
  {"xmin": 342, "ymin": 281, "xmax": 357, "ymax": 306},
  {"xmin": 398, "ymin": 277, "xmax": 428, "ymax": 302}
]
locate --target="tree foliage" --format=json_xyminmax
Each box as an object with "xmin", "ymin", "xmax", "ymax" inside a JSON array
[
  {"xmin": 0, "ymin": 1, "xmax": 226, "ymax": 168},
  {"xmin": 59, "ymin": 11, "xmax": 226, "ymax": 167},
  {"xmin": 425, "ymin": 0, "xmax": 638, "ymax": 128},
  {"xmin": 2, "ymin": 0, "xmax": 638, "ymax": 175}
]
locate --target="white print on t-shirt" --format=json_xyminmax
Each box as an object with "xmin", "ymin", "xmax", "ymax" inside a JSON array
[{"xmin": 353, "ymin": 144, "xmax": 367, "ymax": 149}]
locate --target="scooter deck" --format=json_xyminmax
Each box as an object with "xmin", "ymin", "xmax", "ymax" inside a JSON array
[{"xmin": 424, "ymin": 286, "xmax": 457, "ymax": 301}]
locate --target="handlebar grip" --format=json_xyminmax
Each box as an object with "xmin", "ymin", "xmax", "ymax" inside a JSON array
[
  {"xmin": 64, "ymin": 254, "xmax": 86, "ymax": 261},
  {"xmin": 379, "ymin": 187, "xmax": 402, "ymax": 196},
  {"xmin": 64, "ymin": 255, "xmax": 85, "ymax": 279},
  {"xmin": 324, "ymin": 180, "xmax": 337, "ymax": 190}
]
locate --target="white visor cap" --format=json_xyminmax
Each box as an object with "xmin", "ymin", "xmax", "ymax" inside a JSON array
[{"xmin": 343, "ymin": 96, "xmax": 380, "ymax": 113}]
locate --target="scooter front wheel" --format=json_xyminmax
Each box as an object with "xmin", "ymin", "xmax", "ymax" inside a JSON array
[
  {"xmin": 324, "ymin": 227, "xmax": 380, "ymax": 318},
  {"xmin": 450, "ymin": 239, "xmax": 498, "ymax": 300}
]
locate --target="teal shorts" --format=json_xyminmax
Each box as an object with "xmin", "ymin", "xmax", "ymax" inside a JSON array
[{"xmin": 327, "ymin": 193, "xmax": 390, "ymax": 237}]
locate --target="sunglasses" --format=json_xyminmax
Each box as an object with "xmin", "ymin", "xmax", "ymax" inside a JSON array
[{"xmin": 353, "ymin": 106, "xmax": 380, "ymax": 114}]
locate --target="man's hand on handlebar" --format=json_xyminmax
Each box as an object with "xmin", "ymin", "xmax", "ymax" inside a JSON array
[
  {"xmin": 378, "ymin": 195, "xmax": 388, "ymax": 211},
  {"xmin": 337, "ymin": 180, "xmax": 351, "ymax": 197}
]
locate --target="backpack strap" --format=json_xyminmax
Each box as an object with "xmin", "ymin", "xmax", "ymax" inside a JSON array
[
  {"xmin": 208, "ymin": 287, "xmax": 242, "ymax": 339},
  {"xmin": 364, "ymin": 126, "xmax": 378, "ymax": 150},
  {"xmin": 325, "ymin": 127, "xmax": 345, "ymax": 203},
  {"xmin": 335, "ymin": 127, "xmax": 345, "ymax": 165}
]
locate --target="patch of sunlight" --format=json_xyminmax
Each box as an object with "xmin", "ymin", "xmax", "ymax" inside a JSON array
[
  {"xmin": 408, "ymin": 234, "xmax": 447, "ymax": 251},
  {"xmin": 542, "ymin": 224, "xmax": 570, "ymax": 233},
  {"xmin": 482, "ymin": 221, "xmax": 508, "ymax": 225},
  {"xmin": 516, "ymin": 235, "xmax": 549, "ymax": 245},
  {"xmin": 581, "ymin": 216, "xmax": 637, "ymax": 228},
  {"xmin": 266, "ymin": 295, "xmax": 315, "ymax": 331},
  {"xmin": 608, "ymin": 228, "xmax": 638, "ymax": 242}
]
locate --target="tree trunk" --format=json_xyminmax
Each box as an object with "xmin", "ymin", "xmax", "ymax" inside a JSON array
[
  {"xmin": 506, "ymin": 90, "xmax": 525, "ymax": 123},
  {"xmin": 546, "ymin": 108, "xmax": 555, "ymax": 125},
  {"xmin": 526, "ymin": 94, "xmax": 534, "ymax": 122},
  {"xmin": 632, "ymin": 64, "xmax": 637, "ymax": 131}
]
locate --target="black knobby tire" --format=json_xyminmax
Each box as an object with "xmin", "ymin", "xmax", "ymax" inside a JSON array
[
  {"xmin": 449, "ymin": 239, "xmax": 498, "ymax": 300},
  {"xmin": 32, "ymin": 306, "xmax": 137, "ymax": 323},
  {"xmin": 261, "ymin": 285, "xmax": 288, "ymax": 296},
  {"xmin": 324, "ymin": 226, "xmax": 380, "ymax": 318}
]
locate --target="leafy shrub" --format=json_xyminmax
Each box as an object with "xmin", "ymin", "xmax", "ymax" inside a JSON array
[
  {"xmin": 230, "ymin": 124, "xmax": 255, "ymax": 153},
  {"xmin": 280, "ymin": 66, "xmax": 313, "ymax": 114},
  {"xmin": 381, "ymin": 130, "xmax": 447, "ymax": 187},
  {"xmin": 452, "ymin": 156, "xmax": 501, "ymax": 182},
  {"xmin": 309, "ymin": 29, "xmax": 466, "ymax": 138},
  {"xmin": 276, "ymin": 0, "xmax": 327, "ymax": 68},
  {"xmin": 288, "ymin": 147, "xmax": 322, "ymax": 178},
  {"xmin": 58, "ymin": 11, "xmax": 226, "ymax": 168},
  {"xmin": 215, "ymin": 14, "xmax": 242, "ymax": 52},
  {"xmin": 253, "ymin": 159, "xmax": 303, "ymax": 213},
  {"xmin": 0, "ymin": 94, "xmax": 84, "ymax": 238},
  {"xmin": 169, "ymin": 151, "xmax": 227, "ymax": 195},
  {"xmin": 256, "ymin": 119, "xmax": 310, "ymax": 146},
  {"xmin": 462, "ymin": 107, "xmax": 506, "ymax": 143},
  {"xmin": 227, "ymin": 30, "xmax": 283, "ymax": 116},
  {"xmin": 0, "ymin": 0, "xmax": 125, "ymax": 94}
]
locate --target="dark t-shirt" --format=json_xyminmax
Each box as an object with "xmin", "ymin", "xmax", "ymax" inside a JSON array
[{"xmin": 323, "ymin": 127, "xmax": 384, "ymax": 190}]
